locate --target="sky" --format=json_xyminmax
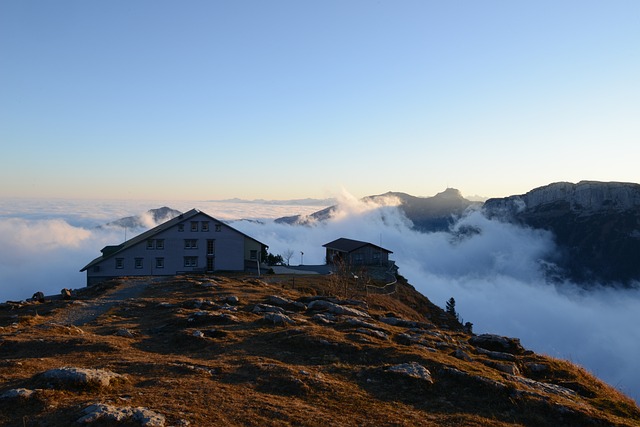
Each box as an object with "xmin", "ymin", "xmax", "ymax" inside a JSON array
[{"xmin": 1, "ymin": 1, "xmax": 640, "ymax": 201}]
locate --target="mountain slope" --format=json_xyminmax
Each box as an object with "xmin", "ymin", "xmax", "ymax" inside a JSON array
[
  {"xmin": 276, "ymin": 189, "xmax": 478, "ymax": 232},
  {"xmin": 483, "ymin": 181, "xmax": 640, "ymax": 285},
  {"xmin": 1, "ymin": 274, "xmax": 638, "ymax": 426}
]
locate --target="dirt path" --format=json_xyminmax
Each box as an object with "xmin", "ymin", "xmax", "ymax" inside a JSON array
[{"xmin": 53, "ymin": 279, "xmax": 151, "ymax": 326}]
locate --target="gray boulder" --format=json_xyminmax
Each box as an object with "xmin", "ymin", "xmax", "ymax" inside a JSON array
[
  {"xmin": 77, "ymin": 403, "xmax": 165, "ymax": 426},
  {"xmin": 263, "ymin": 312, "xmax": 296, "ymax": 325},
  {"xmin": 40, "ymin": 367, "xmax": 127, "ymax": 389},
  {"xmin": 307, "ymin": 300, "xmax": 370, "ymax": 318},
  {"xmin": 469, "ymin": 334, "xmax": 526, "ymax": 355},
  {"xmin": 387, "ymin": 362, "xmax": 433, "ymax": 383}
]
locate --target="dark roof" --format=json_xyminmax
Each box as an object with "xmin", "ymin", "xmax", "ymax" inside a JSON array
[
  {"xmin": 322, "ymin": 238, "xmax": 392, "ymax": 254},
  {"xmin": 80, "ymin": 208, "xmax": 267, "ymax": 272}
]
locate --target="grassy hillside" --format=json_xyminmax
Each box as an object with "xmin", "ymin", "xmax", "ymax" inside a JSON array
[{"xmin": 1, "ymin": 273, "xmax": 638, "ymax": 426}]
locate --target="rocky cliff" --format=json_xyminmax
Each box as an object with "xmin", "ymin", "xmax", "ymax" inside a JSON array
[
  {"xmin": 484, "ymin": 181, "xmax": 640, "ymax": 285},
  {"xmin": 484, "ymin": 181, "xmax": 640, "ymax": 215}
]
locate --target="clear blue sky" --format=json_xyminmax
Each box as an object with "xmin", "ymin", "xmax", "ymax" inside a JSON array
[{"xmin": 1, "ymin": 1, "xmax": 639, "ymax": 200}]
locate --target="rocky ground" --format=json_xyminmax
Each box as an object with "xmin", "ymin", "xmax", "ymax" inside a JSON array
[{"xmin": 1, "ymin": 273, "xmax": 639, "ymax": 426}]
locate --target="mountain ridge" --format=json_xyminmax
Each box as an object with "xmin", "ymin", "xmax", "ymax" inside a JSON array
[
  {"xmin": 275, "ymin": 188, "xmax": 479, "ymax": 232},
  {"xmin": 274, "ymin": 181, "xmax": 640, "ymax": 285},
  {"xmin": 483, "ymin": 181, "xmax": 640, "ymax": 285}
]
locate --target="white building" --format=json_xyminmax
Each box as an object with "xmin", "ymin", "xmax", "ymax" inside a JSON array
[{"xmin": 80, "ymin": 208, "xmax": 267, "ymax": 285}]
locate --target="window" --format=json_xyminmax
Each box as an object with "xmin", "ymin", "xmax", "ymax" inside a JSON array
[
  {"xmin": 178, "ymin": 224, "xmax": 184, "ymax": 232},
  {"xmin": 135, "ymin": 258, "xmax": 143, "ymax": 269},
  {"xmin": 184, "ymin": 239, "xmax": 198, "ymax": 249},
  {"xmin": 184, "ymin": 256, "xmax": 198, "ymax": 267},
  {"xmin": 115, "ymin": 258, "xmax": 124, "ymax": 269},
  {"xmin": 206, "ymin": 239, "xmax": 215, "ymax": 255},
  {"xmin": 191, "ymin": 221, "xmax": 198, "ymax": 232},
  {"xmin": 250, "ymin": 250, "xmax": 258, "ymax": 260},
  {"xmin": 147, "ymin": 239, "xmax": 164, "ymax": 249},
  {"xmin": 155, "ymin": 257, "xmax": 164, "ymax": 269},
  {"xmin": 201, "ymin": 221, "xmax": 209, "ymax": 232},
  {"xmin": 215, "ymin": 224, "xmax": 222, "ymax": 232}
]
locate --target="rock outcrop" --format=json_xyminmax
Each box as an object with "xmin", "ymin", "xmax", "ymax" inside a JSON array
[{"xmin": 484, "ymin": 181, "xmax": 640, "ymax": 285}]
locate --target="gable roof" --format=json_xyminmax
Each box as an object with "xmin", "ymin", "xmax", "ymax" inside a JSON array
[
  {"xmin": 322, "ymin": 238, "xmax": 392, "ymax": 254},
  {"xmin": 80, "ymin": 208, "xmax": 267, "ymax": 272}
]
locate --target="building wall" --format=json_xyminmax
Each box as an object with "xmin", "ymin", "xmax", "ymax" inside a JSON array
[
  {"xmin": 86, "ymin": 212, "xmax": 249, "ymax": 284},
  {"xmin": 326, "ymin": 245, "xmax": 390, "ymax": 266}
]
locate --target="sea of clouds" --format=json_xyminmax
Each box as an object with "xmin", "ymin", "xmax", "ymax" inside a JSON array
[{"xmin": 1, "ymin": 195, "xmax": 639, "ymax": 402}]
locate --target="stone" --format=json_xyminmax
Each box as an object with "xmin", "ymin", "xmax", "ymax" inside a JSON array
[
  {"xmin": 356, "ymin": 328, "xmax": 388, "ymax": 340},
  {"xmin": 252, "ymin": 304, "xmax": 285, "ymax": 314},
  {"xmin": 187, "ymin": 311, "xmax": 239, "ymax": 325},
  {"xmin": 77, "ymin": 403, "xmax": 165, "ymax": 426},
  {"xmin": 511, "ymin": 376, "xmax": 577, "ymax": 399},
  {"xmin": 453, "ymin": 348, "xmax": 473, "ymax": 362},
  {"xmin": 387, "ymin": 362, "xmax": 433, "ymax": 383},
  {"xmin": 345, "ymin": 318, "xmax": 385, "ymax": 331},
  {"xmin": 379, "ymin": 316, "xmax": 433, "ymax": 329},
  {"xmin": 482, "ymin": 360, "xmax": 521, "ymax": 376},
  {"xmin": 31, "ymin": 291, "xmax": 45, "ymax": 303},
  {"xmin": 115, "ymin": 328, "xmax": 135, "ymax": 338},
  {"xmin": 469, "ymin": 334, "xmax": 525, "ymax": 355},
  {"xmin": 525, "ymin": 363, "xmax": 549, "ymax": 374},
  {"xmin": 267, "ymin": 295, "xmax": 306, "ymax": 311},
  {"xmin": 40, "ymin": 367, "xmax": 127, "ymax": 389},
  {"xmin": 225, "ymin": 295, "xmax": 239, "ymax": 305},
  {"xmin": 475, "ymin": 346, "xmax": 517, "ymax": 361},
  {"xmin": 307, "ymin": 300, "xmax": 370, "ymax": 318},
  {"xmin": 0, "ymin": 388, "xmax": 35, "ymax": 399},
  {"xmin": 311, "ymin": 313, "xmax": 336, "ymax": 324},
  {"xmin": 263, "ymin": 312, "xmax": 295, "ymax": 325},
  {"xmin": 61, "ymin": 288, "xmax": 72, "ymax": 300}
]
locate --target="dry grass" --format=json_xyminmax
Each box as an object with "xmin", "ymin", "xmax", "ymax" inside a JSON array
[{"xmin": 0, "ymin": 274, "xmax": 639, "ymax": 426}]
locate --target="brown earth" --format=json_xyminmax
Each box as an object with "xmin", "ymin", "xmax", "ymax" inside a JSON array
[{"xmin": 1, "ymin": 273, "xmax": 639, "ymax": 426}]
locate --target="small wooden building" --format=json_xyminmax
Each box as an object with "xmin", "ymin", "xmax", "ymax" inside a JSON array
[{"xmin": 323, "ymin": 238, "xmax": 392, "ymax": 267}]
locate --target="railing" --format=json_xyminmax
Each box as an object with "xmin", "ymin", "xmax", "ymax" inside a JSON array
[{"xmin": 365, "ymin": 263, "xmax": 398, "ymax": 295}]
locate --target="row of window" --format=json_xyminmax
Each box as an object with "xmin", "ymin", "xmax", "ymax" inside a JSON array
[
  {"xmin": 177, "ymin": 221, "xmax": 222, "ymax": 233},
  {"xmin": 146, "ymin": 239, "xmax": 215, "ymax": 251},
  {"xmin": 115, "ymin": 256, "xmax": 200, "ymax": 269},
  {"xmin": 147, "ymin": 239, "xmax": 164, "ymax": 249}
]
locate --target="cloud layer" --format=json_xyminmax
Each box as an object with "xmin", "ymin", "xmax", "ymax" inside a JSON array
[{"xmin": 0, "ymin": 196, "xmax": 638, "ymax": 402}]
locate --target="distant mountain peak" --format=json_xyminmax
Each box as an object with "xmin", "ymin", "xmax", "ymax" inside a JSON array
[
  {"xmin": 434, "ymin": 188, "xmax": 463, "ymax": 199},
  {"xmin": 276, "ymin": 189, "xmax": 478, "ymax": 231},
  {"xmin": 100, "ymin": 207, "xmax": 182, "ymax": 230}
]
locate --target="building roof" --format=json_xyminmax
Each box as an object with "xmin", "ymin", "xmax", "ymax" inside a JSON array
[
  {"xmin": 80, "ymin": 208, "xmax": 267, "ymax": 272},
  {"xmin": 322, "ymin": 238, "xmax": 392, "ymax": 254}
]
